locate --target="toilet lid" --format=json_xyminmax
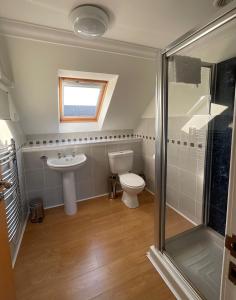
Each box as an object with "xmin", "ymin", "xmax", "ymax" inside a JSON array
[{"xmin": 119, "ymin": 173, "xmax": 145, "ymax": 188}]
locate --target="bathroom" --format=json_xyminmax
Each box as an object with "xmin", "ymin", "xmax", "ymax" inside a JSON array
[{"xmin": 0, "ymin": 1, "xmax": 236, "ymax": 300}]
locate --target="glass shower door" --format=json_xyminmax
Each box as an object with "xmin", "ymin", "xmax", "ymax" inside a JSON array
[
  {"xmin": 159, "ymin": 15, "xmax": 236, "ymax": 300},
  {"xmin": 165, "ymin": 66, "xmax": 211, "ymax": 234},
  {"xmin": 165, "ymin": 63, "xmax": 224, "ymax": 300}
]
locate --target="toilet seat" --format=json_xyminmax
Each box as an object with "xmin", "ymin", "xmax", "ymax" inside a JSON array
[{"xmin": 119, "ymin": 173, "xmax": 145, "ymax": 189}]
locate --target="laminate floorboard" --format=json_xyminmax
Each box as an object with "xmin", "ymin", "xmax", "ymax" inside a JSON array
[{"xmin": 14, "ymin": 190, "xmax": 193, "ymax": 300}]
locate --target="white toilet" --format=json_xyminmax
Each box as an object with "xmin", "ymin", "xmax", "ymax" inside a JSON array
[{"xmin": 108, "ymin": 150, "xmax": 145, "ymax": 208}]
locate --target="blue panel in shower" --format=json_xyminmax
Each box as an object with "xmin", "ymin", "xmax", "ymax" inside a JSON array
[{"xmin": 208, "ymin": 57, "xmax": 236, "ymax": 236}]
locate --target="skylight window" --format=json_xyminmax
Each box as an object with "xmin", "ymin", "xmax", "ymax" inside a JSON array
[{"xmin": 59, "ymin": 77, "xmax": 108, "ymax": 122}]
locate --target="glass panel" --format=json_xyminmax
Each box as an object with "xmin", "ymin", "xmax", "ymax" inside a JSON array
[
  {"xmin": 164, "ymin": 17, "xmax": 236, "ymax": 300},
  {"xmin": 165, "ymin": 66, "xmax": 210, "ymax": 240},
  {"xmin": 62, "ymin": 80, "xmax": 105, "ymax": 118}
]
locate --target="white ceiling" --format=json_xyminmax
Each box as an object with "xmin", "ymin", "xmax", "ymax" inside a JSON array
[
  {"xmin": 0, "ymin": 0, "xmax": 221, "ymax": 48},
  {"xmin": 179, "ymin": 17, "xmax": 236, "ymax": 63}
]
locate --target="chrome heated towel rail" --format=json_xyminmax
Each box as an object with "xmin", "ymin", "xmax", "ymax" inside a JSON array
[{"xmin": 0, "ymin": 140, "xmax": 21, "ymax": 242}]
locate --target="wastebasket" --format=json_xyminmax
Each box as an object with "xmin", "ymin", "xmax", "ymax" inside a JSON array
[
  {"xmin": 29, "ymin": 198, "xmax": 45, "ymax": 223},
  {"xmin": 108, "ymin": 174, "xmax": 119, "ymax": 199}
]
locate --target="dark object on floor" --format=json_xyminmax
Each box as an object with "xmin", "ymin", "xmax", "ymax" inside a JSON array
[
  {"xmin": 29, "ymin": 198, "xmax": 45, "ymax": 223},
  {"xmin": 108, "ymin": 174, "xmax": 119, "ymax": 199}
]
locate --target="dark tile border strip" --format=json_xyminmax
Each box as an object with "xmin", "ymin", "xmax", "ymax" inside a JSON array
[
  {"xmin": 27, "ymin": 134, "xmax": 137, "ymax": 146},
  {"xmin": 27, "ymin": 134, "xmax": 203, "ymax": 150},
  {"xmin": 166, "ymin": 138, "xmax": 203, "ymax": 149}
]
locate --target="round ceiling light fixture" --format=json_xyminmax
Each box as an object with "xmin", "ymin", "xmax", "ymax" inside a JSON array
[{"xmin": 69, "ymin": 5, "xmax": 109, "ymax": 38}]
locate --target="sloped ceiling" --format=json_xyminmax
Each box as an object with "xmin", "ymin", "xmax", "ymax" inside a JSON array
[
  {"xmin": 0, "ymin": 0, "xmax": 220, "ymax": 48},
  {"xmin": 5, "ymin": 36, "xmax": 156, "ymax": 134},
  {"xmin": 0, "ymin": 0, "xmax": 228, "ymax": 135},
  {"xmin": 179, "ymin": 17, "xmax": 236, "ymax": 63}
]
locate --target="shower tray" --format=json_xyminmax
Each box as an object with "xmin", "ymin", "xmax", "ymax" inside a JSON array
[{"xmin": 165, "ymin": 226, "xmax": 224, "ymax": 300}]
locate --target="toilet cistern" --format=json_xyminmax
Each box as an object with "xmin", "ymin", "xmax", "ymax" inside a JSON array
[{"xmin": 108, "ymin": 150, "xmax": 145, "ymax": 208}]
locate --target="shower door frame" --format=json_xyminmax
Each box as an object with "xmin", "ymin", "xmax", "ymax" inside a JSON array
[
  {"xmin": 153, "ymin": 3, "xmax": 236, "ymax": 299},
  {"xmin": 155, "ymin": 3, "xmax": 236, "ymax": 253}
]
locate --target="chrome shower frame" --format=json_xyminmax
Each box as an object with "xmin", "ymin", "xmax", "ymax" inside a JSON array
[
  {"xmin": 154, "ymin": 2, "xmax": 236, "ymax": 252},
  {"xmin": 149, "ymin": 3, "xmax": 236, "ymax": 300}
]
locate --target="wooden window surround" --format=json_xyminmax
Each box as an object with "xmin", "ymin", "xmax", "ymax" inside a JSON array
[{"xmin": 59, "ymin": 77, "xmax": 108, "ymax": 123}]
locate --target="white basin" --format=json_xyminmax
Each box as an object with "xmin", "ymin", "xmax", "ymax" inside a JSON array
[
  {"xmin": 47, "ymin": 154, "xmax": 87, "ymax": 172},
  {"xmin": 47, "ymin": 154, "xmax": 87, "ymax": 215}
]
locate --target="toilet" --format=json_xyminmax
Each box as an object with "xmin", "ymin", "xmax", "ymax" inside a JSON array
[{"xmin": 108, "ymin": 150, "xmax": 145, "ymax": 208}]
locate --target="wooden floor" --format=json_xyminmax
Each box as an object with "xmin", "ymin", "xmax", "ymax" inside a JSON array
[{"xmin": 14, "ymin": 191, "xmax": 192, "ymax": 300}]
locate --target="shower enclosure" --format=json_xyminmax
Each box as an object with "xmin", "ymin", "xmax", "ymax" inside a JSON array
[{"xmin": 149, "ymin": 3, "xmax": 236, "ymax": 300}]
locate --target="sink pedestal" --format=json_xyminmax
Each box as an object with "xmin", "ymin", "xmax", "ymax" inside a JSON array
[
  {"xmin": 47, "ymin": 153, "xmax": 86, "ymax": 215},
  {"xmin": 62, "ymin": 171, "xmax": 77, "ymax": 215}
]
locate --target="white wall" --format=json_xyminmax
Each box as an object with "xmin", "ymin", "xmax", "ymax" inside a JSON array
[
  {"xmin": 141, "ymin": 97, "xmax": 155, "ymax": 118},
  {"xmin": 0, "ymin": 35, "xmax": 13, "ymax": 82},
  {"xmin": 0, "ymin": 35, "xmax": 27, "ymax": 263},
  {"xmin": 169, "ymin": 68, "xmax": 210, "ymax": 116},
  {"xmin": 134, "ymin": 97, "xmax": 156, "ymax": 192},
  {"xmin": 134, "ymin": 118, "xmax": 155, "ymax": 192},
  {"xmin": 5, "ymin": 36, "xmax": 156, "ymax": 135}
]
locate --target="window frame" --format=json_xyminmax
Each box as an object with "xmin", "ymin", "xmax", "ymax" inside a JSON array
[{"xmin": 59, "ymin": 77, "xmax": 108, "ymax": 123}]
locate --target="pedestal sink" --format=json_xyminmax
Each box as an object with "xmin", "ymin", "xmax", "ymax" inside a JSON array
[{"xmin": 47, "ymin": 154, "xmax": 87, "ymax": 215}]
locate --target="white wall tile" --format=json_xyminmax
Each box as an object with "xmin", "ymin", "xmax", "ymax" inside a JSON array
[
  {"xmin": 179, "ymin": 170, "xmax": 196, "ymax": 198},
  {"xmin": 24, "ymin": 151, "xmax": 44, "ymax": 170},
  {"xmin": 196, "ymin": 173, "xmax": 204, "ymax": 203},
  {"xmin": 117, "ymin": 142, "xmax": 133, "ymax": 151},
  {"xmin": 166, "ymin": 115, "xmax": 207, "ymax": 223},
  {"xmin": 195, "ymin": 202, "xmax": 203, "ymax": 224},
  {"xmin": 74, "ymin": 145, "xmax": 91, "ymax": 156},
  {"xmin": 133, "ymin": 154, "xmax": 143, "ymax": 174},
  {"xmin": 131, "ymin": 141, "xmax": 142, "ymax": 155},
  {"xmin": 106, "ymin": 143, "xmax": 118, "ymax": 154},
  {"xmin": 44, "ymin": 187, "xmax": 63, "ymax": 208},
  {"xmin": 44, "ymin": 169, "xmax": 62, "ymax": 188},
  {"xmin": 135, "ymin": 118, "xmax": 148, "ymax": 136},
  {"xmin": 167, "ymin": 165, "xmax": 180, "ymax": 191},
  {"xmin": 77, "ymin": 180, "xmax": 95, "ymax": 200},
  {"xmin": 94, "ymin": 176, "xmax": 109, "ymax": 196},
  {"xmin": 142, "ymin": 139, "xmax": 154, "ymax": 156},
  {"xmin": 75, "ymin": 160, "xmax": 92, "ymax": 182},
  {"xmin": 27, "ymin": 189, "xmax": 45, "ymax": 206},
  {"xmin": 179, "ymin": 193, "xmax": 196, "ymax": 219},
  {"xmin": 167, "ymin": 143, "xmax": 179, "ymax": 167},
  {"xmin": 166, "ymin": 185, "xmax": 179, "ymax": 209},
  {"xmin": 145, "ymin": 177, "xmax": 155, "ymax": 192},
  {"xmin": 25, "ymin": 170, "xmax": 44, "ymax": 191}
]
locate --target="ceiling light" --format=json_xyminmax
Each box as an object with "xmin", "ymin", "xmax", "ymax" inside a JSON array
[
  {"xmin": 69, "ymin": 5, "xmax": 109, "ymax": 38},
  {"xmin": 213, "ymin": 0, "xmax": 232, "ymax": 7}
]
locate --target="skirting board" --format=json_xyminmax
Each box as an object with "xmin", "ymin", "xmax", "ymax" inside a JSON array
[
  {"xmin": 145, "ymin": 187, "xmax": 154, "ymax": 195},
  {"xmin": 45, "ymin": 190, "xmax": 123, "ymax": 210},
  {"xmin": 12, "ymin": 211, "xmax": 29, "ymax": 267},
  {"xmin": 166, "ymin": 203, "xmax": 198, "ymax": 227},
  {"xmin": 45, "ymin": 192, "xmax": 109, "ymax": 209},
  {"xmin": 145, "ymin": 188, "xmax": 198, "ymax": 226},
  {"xmin": 147, "ymin": 246, "xmax": 202, "ymax": 300}
]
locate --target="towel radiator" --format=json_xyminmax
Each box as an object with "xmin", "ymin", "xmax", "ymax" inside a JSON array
[{"xmin": 0, "ymin": 139, "xmax": 22, "ymax": 243}]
